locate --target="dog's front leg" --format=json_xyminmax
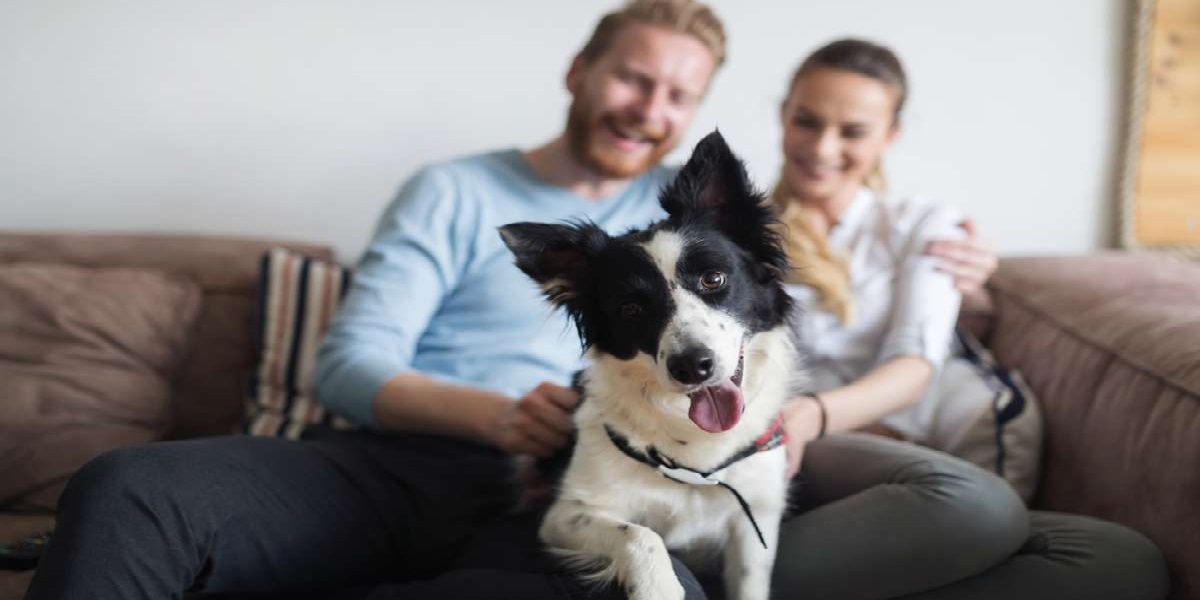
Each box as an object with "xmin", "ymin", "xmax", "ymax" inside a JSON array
[
  {"xmin": 541, "ymin": 500, "xmax": 684, "ymax": 600},
  {"xmin": 722, "ymin": 506, "xmax": 781, "ymax": 600}
]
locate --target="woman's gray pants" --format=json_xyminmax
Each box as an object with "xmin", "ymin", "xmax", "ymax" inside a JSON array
[{"xmin": 772, "ymin": 433, "xmax": 1168, "ymax": 599}]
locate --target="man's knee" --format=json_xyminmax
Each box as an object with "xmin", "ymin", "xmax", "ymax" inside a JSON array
[
  {"xmin": 63, "ymin": 446, "xmax": 148, "ymax": 507},
  {"xmin": 60, "ymin": 443, "xmax": 208, "ymax": 518}
]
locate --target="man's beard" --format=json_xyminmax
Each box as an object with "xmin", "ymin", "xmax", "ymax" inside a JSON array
[{"xmin": 565, "ymin": 98, "xmax": 676, "ymax": 180}]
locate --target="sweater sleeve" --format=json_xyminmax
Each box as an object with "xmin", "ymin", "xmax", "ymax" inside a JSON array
[
  {"xmin": 314, "ymin": 167, "xmax": 471, "ymax": 426},
  {"xmin": 875, "ymin": 204, "xmax": 964, "ymax": 369}
]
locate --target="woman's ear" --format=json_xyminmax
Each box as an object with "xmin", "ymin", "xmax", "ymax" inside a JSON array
[{"xmin": 779, "ymin": 89, "xmax": 795, "ymax": 126}]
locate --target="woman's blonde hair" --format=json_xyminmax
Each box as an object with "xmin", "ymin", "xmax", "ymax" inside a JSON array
[{"xmin": 773, "ymin": 38, "xmax": 907, "ymax": 324}]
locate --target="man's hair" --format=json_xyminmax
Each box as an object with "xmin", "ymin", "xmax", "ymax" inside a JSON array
[{"xmin": 578, "ymin": 0, "xmax": 727, "ymax": 67}]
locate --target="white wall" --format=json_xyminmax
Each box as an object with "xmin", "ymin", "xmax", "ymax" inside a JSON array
[{"xmin": 0, "ymin": 0, "xmax": 1129, "ymax": 260}]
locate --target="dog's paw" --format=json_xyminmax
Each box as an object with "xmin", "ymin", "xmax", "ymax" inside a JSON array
[
  {"xmin": 621, "ymin": 529, "xmax": 686, "ymax": 600},
  {"xmin": 729, "ymin": 577, "xmax": 770, "ymax": 600},
  {"xmin": 625, "ymin": 573, "xmax": 685, "ymax": 600}
]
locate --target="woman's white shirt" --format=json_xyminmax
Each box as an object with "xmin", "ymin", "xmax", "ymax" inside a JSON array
[{"xmin": 786, "ymin": 187, "xmax": 964, "ymax": 395}]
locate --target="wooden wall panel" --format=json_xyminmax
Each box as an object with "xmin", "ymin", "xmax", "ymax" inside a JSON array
[{"xmin": 1133, "ymin": 0, "xmax": 1200, "ymax": 246}]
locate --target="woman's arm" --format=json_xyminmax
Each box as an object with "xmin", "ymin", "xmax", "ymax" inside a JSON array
[
  {"xmin": 781, "ymin": 203, "xmax": 963, "ymax": 475},
  {"xmin": 781, "ymin": 356, "xmax": 932, "ymax": 475},
  {"xmin": 788, "ymin": 355, "xmax": 933, "ymax": 437},
  {"xmin": 925, "ymin": 218, "xmax": 997, "ymax": 318},
  {"xmin": 924, "ymin": 218, "xmax": 998, "ymax": 307}
]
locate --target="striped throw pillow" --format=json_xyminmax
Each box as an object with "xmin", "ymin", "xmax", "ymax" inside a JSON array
[{"xmin": 242, "ymin": 248, "xmax": 355, "ymax": 439}]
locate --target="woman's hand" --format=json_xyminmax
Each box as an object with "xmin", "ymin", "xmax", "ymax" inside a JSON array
[
  {"xmin": 924, "ymin": 218, "xmax": 998, "ymax": 297},
  {"xmin": 780, "ymin": 396, "xmax": 826, "ymax": 478},
  {"xmin": 486, "ymin": 382, "xmax": 579, "ymax": 457}
]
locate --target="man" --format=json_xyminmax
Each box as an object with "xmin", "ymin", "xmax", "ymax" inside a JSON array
[
  {"xmin": 312, "ymin": 1, "xmax": 724, "ymax": 464},
  {"xmin": 26, "ymin": 2, "xmax": 1001, "ymax": 599},
  {"xmin": 27, "ymin": 4, "xmax": 726, "ymax": 600}
]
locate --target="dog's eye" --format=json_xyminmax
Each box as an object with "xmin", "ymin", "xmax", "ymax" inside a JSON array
[
  {"xmin": 700, "ymin": 271, "xmax": 727, "ymax": 290},
  {"xmin": 618, "ymin": 301, "xmax": 643, "ymax": 319}
]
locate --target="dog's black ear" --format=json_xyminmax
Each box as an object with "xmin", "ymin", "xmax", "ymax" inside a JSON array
[
  {"xmin": 661, "ymin": 130, "xmax": 790, "ymax": 282},
  {"xmin": 498, "ymin": 221, "xmax": 606, "ymax": 308},
  {"xmin": 660, "ymin": 130, "xmax": 752, "ymax": 219}
]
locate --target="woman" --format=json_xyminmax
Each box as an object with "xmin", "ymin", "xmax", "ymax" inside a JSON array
[{"xmin": 768, "ymin": 38, "xmax": 1167, "ymax": 599}]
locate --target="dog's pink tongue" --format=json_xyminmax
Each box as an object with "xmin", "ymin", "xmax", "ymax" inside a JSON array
[{"xmin": 687, "ymin": 380, "xmax": 744, "ymax": 433}]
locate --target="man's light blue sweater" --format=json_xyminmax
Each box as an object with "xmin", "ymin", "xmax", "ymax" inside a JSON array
[{"xmin": 314, "ymin": 150, "xmax": 674, "ymax": 426}]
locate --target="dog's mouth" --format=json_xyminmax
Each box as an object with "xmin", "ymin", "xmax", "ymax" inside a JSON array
[{"xmin": 686, "ymin": 346, "xmax": 744, "ymax": 434}]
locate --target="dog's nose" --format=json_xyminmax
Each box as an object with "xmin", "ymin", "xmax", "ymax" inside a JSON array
[{"xmin": 667, "ymin": 348, "xmax": 715, "ymax": 385}]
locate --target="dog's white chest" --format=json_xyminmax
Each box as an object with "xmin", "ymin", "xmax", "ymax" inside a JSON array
[{"xmin": 639, "ymin": 483, "xmax": 742, "ymax": 548}]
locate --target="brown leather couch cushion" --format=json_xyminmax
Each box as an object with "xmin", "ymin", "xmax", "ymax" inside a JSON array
[
  {"xmin": 988, "ymin": 252, "xmax": 1200, "ymax": 600},
  {"xmin": 0, "ymin": 233, "xmax": 337, "ymax": 439},
  {"xmin": 0, "ymin": 264, "xmax": 202, "ymax": 510}
]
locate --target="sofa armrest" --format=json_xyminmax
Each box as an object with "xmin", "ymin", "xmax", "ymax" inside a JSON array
[{"xmin": 987, "ymin": 253, "xmax": 1200, "ymax": 598}]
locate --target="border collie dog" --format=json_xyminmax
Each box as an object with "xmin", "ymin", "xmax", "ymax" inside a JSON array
[{"xmin": 500, "ymin": 131, "xmax": 796, "ymax": 600}]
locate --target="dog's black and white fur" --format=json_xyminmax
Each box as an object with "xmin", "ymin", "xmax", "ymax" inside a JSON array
[{"xmin": 500, "ymin": 131, "xmax": 796, "ymax": 600}]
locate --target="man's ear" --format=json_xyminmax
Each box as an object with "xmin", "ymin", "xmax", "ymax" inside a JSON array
[
  {"xmin": 565, "ymin": 55, "xmax": 587, "ymax": 95},
  {"xmin": 498, "ymin": 222, "xmax": 605, "ymax": 308}
]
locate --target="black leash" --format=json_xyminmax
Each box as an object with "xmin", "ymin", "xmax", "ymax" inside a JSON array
[{"xmin": 603, "ymin": 417, "xmax": 786, "ymax": 550}]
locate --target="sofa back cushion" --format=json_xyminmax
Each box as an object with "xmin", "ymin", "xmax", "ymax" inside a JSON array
[
  {"xmin": 0, "ymin": 263, "xmax": 201, "ymax": 510},
  {"xmin": 0, "ymin": 233, "xmax": 336, "ymax": 439}
]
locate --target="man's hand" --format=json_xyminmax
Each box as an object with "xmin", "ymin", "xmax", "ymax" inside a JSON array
[
  {"xmin": 924, "ymin": 218, "xmax": 998, "ymax": 296},
  {"xmin": 486, "ymin": 382, "xmax": 579, "ymax": 457},
  {"xmin": 780, "ymin": 396, "xmax": 825, "ymax": 479}
]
